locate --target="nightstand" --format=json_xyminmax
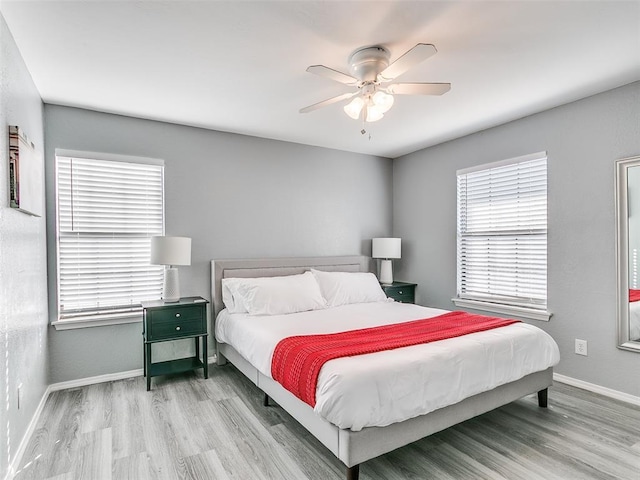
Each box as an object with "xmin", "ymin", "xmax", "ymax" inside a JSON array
[
  {"xmin": 381, "ymin": 281, "xmax": 417, "ymax": 304},
  {"xmin": 142, "ymin": 296, "xmax": 209, "ymax": 391}
]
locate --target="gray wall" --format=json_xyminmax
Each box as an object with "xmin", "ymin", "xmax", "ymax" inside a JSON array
[
  {"xmin": 393, "ymin": 81, "xmax": 640, "ymax": 397},
  {"xmin": 0, "ymin": 14, "xmax": 47, "ymax": 480},
  {"xmin": 44, "ymin": 105, "xmax": 392, "ymax": 383}
]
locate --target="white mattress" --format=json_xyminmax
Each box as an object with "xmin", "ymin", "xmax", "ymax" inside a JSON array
[{"xmin": 215, "ymin": 302, "xmax": 560, "ymax": 431}]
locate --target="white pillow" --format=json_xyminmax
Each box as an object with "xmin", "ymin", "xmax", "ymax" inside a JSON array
[
  {"xmin": 311, "ymin": 269, "xmax": 387, "ymax": 307},
  {"xmin": 221, "ymin": 277, "xmax": 249, "ymax": 313},
  {"xmin": 235, "ymin": 271, "xmax": 327, "ymax": 316}
]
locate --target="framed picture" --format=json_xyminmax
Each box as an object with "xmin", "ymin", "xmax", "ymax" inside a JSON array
[{"xmin": 9, "ymin": 125, "xmax": 43, "ymax": 217}]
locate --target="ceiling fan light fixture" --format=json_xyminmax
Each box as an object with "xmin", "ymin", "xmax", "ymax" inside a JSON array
[
  {"xmin": 302, "ymin": 43, "xmax": 450, "ymax": 125},
  {"xmin": 344, "ymin": 96, "xmax": 365, "ymax": 119},
  {"xmin": 372, "ymin": 90, "xmax": 394, "ymax": 113}
]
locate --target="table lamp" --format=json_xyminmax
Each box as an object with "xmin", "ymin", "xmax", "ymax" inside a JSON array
[
  {"xmin": 150, "ymin": 236, "xmax": 191, "ymax": 302},
  {"xmin": 372, "ymin": 237, "xmax": 401, "ymax": 285}
]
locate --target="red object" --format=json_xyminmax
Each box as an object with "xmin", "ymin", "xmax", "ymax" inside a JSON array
[
  {"xmin": 630, "ymin": 290, "xmax": 640, "ymax": 302},
  {"xmin": 271, "ymin": 311, "xmax": 520, "ymax": 407}
]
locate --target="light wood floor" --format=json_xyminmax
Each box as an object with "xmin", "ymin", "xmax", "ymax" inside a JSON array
[{"xmin": 13, "ymin": 364, "xmax": 640, "ymax": 480}]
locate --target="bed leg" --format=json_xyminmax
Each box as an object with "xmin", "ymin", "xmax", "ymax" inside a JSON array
[
  {"xmin": 216, "ymin": 351, "xmax": 227, "ymax": 366},
  {"xmin": 346, "ymin": 464, "xmax": 359, "ymax": 480},
  {"xmin": 537, "ymin": 388, "xmax": 548, "ymax": 408},
  {"xmin": 263, "ymin": 393, "xmax": 270, "ymax": 406}
]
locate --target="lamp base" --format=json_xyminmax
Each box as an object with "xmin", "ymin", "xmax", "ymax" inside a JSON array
[
  {"xmin": 163, "ymin": 267, "xmax": 181, "ymax": 302},
  {"xmin": 378, "ymin": 259, "xmax": 394, "ymax": 285}
]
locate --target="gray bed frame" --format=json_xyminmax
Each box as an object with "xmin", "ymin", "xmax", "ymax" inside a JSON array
[{"xmin": 211, "ymin": 256, "xmax": 552, "ymax": 480}]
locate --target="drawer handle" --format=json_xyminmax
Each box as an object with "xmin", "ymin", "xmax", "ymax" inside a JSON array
[
  {"xmin": 176, "ymin": 326, "xmax": 181, "ymax": 331},
  {"xmin": 398, "ymin": 291, "xmax": 403, "ymax": 294},
  {"xmin": 175, "ymin": 313, "xmax": 181, "ymax": 318}
]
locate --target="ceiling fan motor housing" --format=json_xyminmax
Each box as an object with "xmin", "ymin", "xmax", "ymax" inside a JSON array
[{"xmin": 348, "ymin": 46, "xmax": 390, "ymax": 82}]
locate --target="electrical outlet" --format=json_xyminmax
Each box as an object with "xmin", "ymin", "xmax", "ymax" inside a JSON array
[
  {"xmin": 17, "ymin": 383, "xmax": 22, "ymax": 409},
  {"xmin": 575, "ymin": 339, "xmax": 588, "ymax": 356}
]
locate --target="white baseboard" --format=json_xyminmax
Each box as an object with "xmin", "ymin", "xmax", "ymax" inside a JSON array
[
  {"xmin": 4, "ymin": 356, "xmax": 217, "ymax": 480},
  {"xmin": 49, "ymin": 368, "xmax": 144, "ymax": 392},
  {"xmin": 553, "ymin": 373, "xmax": 640, "ymax": 407}
]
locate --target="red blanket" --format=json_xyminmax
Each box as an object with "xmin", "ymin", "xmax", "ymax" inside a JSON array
[
  {"xmin": 271, "ymin": 311, "xmax": 520, "ymax": 407},
  {"xmin": 630, "ymin": 290, "xmax": 640, "ymax": 302}
]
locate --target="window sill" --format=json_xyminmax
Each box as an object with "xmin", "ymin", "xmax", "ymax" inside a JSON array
[
  {"xmin": 451, "ymin": 298, "xmax": 552, "ymax": 322},
  {"xmin": 52, "ymin": 313, "xmax": 142, "ymax": 330}
]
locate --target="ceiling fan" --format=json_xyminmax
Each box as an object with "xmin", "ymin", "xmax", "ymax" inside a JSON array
[{"xmin": 300, "ymin": 43, "xmax": 451, "ymax": 123}]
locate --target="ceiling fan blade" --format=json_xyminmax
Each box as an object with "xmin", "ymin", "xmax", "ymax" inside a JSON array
[
  {"xmin": 299, "ymin": 92, "xmax": 356, "ymax": 114},
  {"xmin": 306, "ymin": 65, "xmax": 359, "ymax": 85},
  {"xmin": 387, "ymin": 82, "xmax": 451, "ymax": 96},
  {"xmin": 378, "ymin": 43, "xmax": 437, "ymax": 82}
]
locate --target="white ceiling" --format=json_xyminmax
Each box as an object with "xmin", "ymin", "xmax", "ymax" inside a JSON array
[{"xmin": 1, "ymin": 1, "xmax": 639, "ymax": 158}]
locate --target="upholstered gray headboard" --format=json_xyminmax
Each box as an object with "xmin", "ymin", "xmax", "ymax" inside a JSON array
[{"xmin": 210, "ymin": 255, "xmax": 371, "ymax": 317}]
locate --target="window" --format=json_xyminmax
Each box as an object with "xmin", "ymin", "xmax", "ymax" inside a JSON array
[
  {"xmin": 54, "ymin": 153, "xmax": 164, "ymax": 328},
  {"xmin": 454, "ymin": 152, "xmax": 549, "ymax": 320}
]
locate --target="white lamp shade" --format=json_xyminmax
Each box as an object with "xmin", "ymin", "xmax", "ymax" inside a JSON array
[
  {"xmin": 372, "ymin": 238, "xmax": 401, "ymax": 259},
  {"xmin": 150, "ymin": 236, "xmax": 192, "ymax": 266}
]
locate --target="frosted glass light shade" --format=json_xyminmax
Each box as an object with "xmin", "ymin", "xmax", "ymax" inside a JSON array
[
  {"xmin": 365, "ymin": 105, "xmax": 384, "ymax": 122},
  {"xmin": 372, "ymin": 238, "xmax": 401, "ymax": 259},
  {"xmin": 372, "ymin": 91, "xmax": 394, "ymax": 113},
  {"xmin": 344, "ymin": 96, "xmax": 364, "ymax": 119},
  {"xmin": 150, "ymin": 236, "xmax": 191, "ymax": 266}
]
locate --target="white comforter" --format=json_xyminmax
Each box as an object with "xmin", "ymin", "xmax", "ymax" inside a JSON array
[{"xmin": 215, "ymin": 302, "xmax": 560, "ymax": 431}]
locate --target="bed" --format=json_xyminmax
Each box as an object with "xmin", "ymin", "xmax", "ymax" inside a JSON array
[{"xmin": 211, "ymin": 256, "xmax": 559, "ymax": 480}]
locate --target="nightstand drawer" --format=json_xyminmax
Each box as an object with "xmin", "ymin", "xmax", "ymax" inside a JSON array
[
  {"xmin": 151, "ymin": 305, "xmax": 202, "ymax": 323},
  {"xmin": 149, "ymin": 316, "xmax": 205, "ymax": 340}
]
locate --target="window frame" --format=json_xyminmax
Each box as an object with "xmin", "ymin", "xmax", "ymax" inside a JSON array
[
  {"xmin": 452, "ymin": 151, "xmax": 551, "ymax": 321},
  {"xmin": 51, "ymin": 150, "xmax": 165, "ymax": 330}
]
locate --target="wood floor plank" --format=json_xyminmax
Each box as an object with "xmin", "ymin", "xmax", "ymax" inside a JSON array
[
  {"xmin": 71, "ymin": 428, "xmax": 112, "ymax": 480},
  {"xmin": 112, "ymin": 452, "xmax": 151, "ymax": 480},
  {"xmin": 216, "ymin": 396, "xmax": 310, "ymax": 479},
  {"xmin": 43, "ymin": 472, "xmax": 74, "ymax": 480},
  {"xmin": 13, "ymin": 364, "xmax": 640, "ymax": 480},
  {"xmin": 436, "ymin": 441, "xmax": 511, "ymax": 480},
  {"xmin": 377, "ymin": 442, "xmax": 459, "ymax": 480},
  {"xmin": 196, "ymin": 399, "xmax": 273, "ymax": 479},
  {"xmin": 268, "ymin": 423, "xmax": 345, "ymax": 480},
  {"xmin": 111, "ymin": 378, "xmax": 146, "ymax": 460},
  {"xmin": 79, "ymin": 382, "xmax": 112, "ymax": 434},
  {"xmin": 183, "ymin": 449, "xmax": 231, "ymax": 480},
  {"xmin": 140, "ymin": 389, "xmax": 186, "ymax": 480}
]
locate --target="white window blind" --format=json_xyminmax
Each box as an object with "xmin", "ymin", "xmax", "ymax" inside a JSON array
[
  {"xmin": 457, "ymin": 152, "xmax": 547, "ymax": 310},
  {"xmin": 56, "ymin": 155, "xmax": 164, "ymax": 322}
]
